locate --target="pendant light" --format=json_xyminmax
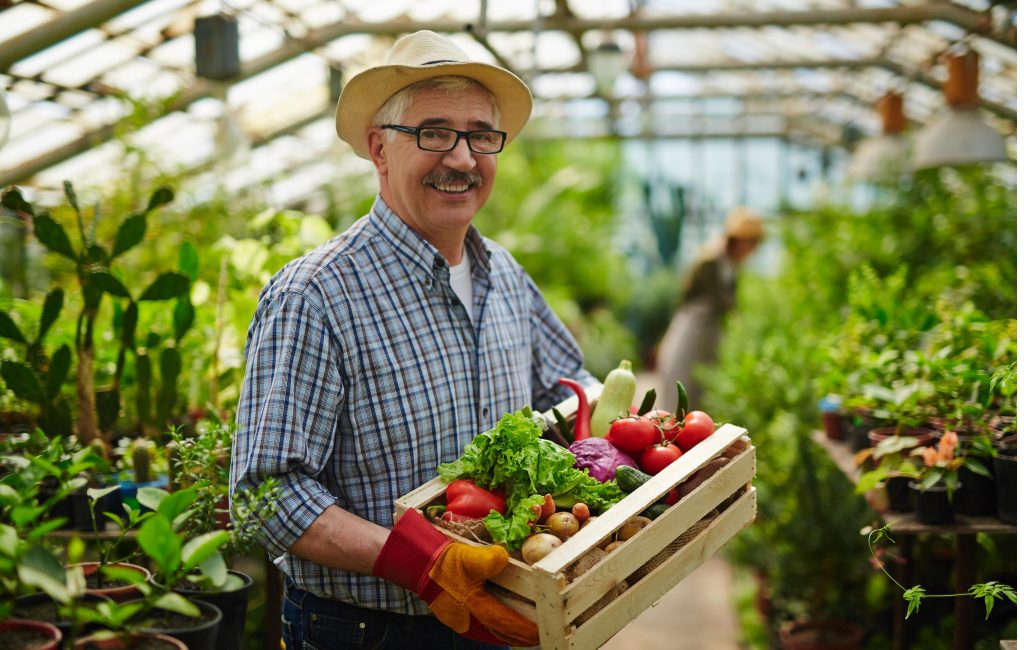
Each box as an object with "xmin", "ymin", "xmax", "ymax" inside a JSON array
[
  {"xmin": 847, "ymin": 92, "xmax": 910, "ymax": 181},
  {"xmin": 588, "ymin": 38, "xmax": 627, "ymax": 97},
  {"xmin": 914, "ymin": 50, "xmax": 1007, "ymax": 169}
]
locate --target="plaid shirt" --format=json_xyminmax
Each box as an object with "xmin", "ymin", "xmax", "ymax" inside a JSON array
[{"xmin": 231, "ymin": 196, "xmax": 593, "ymax": 614}]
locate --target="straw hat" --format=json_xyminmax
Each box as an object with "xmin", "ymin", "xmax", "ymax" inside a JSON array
[
  {"xmin": 724, "ymin": 206, "xmax": 765, "ymax": 241},
  {"xmin": 336, "ymin": 30, "xmax": 533, "ymax": 159}
]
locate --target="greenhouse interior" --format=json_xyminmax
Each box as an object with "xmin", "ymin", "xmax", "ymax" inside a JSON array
[{"xmin": 0, "ymin": 0, "xmax": 1017, "ymax": 649}]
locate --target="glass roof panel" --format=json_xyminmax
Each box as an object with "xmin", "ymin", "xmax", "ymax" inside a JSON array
[{"xmin": 1, "ymin": 0, "xmax": 1015, "ymax": 196}]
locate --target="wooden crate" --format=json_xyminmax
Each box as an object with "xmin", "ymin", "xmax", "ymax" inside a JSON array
[{"xmin": 394, "ymin": 384, "xmax": 756, "ymax": 650}]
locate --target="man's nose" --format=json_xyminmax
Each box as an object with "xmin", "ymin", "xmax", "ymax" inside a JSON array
[{"xmin": 441, "ymin": 135, "xmax": 477, "ymax": 171}]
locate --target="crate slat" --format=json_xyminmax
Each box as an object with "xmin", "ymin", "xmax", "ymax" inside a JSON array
[
  {"xmin": 562, "ymin": 446, "xmax": 755, "ymax": 620},
  {"xmin": 567, "ymin": 487, "xmax": 757, "ymax": 650}
]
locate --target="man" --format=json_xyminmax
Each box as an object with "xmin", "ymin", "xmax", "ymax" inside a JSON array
[
  {"xmin": 656, "ymin": 206, "xmax": 764, "ymax": 409},
  {"xmin": 231, "ymin": 30, "xmax": 594, "ymax": 649}
]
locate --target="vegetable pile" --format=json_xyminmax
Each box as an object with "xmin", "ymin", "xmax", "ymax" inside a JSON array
[
  {"xmin": 434, "ymin": 361, "xmax": 723, "ymax": 557},
  {"xmin": 437, "ymin": 408, "xmax": 625, "ymax": 550}
]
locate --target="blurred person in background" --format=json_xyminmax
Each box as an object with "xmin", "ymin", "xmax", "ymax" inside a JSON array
[
  {"xmin": 232, "ymin": 30, "xmax": 594, "ymax": 650},
  {"xmin": 656, "ymin": 206, "xmax": 764, "ymax": 410}
]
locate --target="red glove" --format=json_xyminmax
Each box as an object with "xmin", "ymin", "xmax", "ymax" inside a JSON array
[{"xmin": 374, "ymin": 509, "xmax": 539, "ymax": 647}]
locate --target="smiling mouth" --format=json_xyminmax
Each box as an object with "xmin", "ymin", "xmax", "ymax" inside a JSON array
[{"xmin": 423, "ymin": 171, "xmax": 482, "ymax": 194}]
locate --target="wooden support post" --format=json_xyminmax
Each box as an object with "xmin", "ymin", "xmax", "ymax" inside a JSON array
[
  {"xmin": 892, "ymin": 534, "xmax": 912, "ymax": 650},
  {"xmin": 953, "ymin": 533, "xmax": 978, "ymax": 650}
]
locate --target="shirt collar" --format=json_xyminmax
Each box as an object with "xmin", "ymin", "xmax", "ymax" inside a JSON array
[{"xmin": 369, "ymin": 195, "xmax": 492, "ymax": 282}]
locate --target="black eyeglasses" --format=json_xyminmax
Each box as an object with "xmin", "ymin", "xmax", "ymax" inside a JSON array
[{"xmin": 381, "ymin": 125, "xmax": 507, "ymax": 154}]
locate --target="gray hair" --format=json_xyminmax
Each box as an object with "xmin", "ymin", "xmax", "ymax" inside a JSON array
[{"xmin": 372, "ymin": 76, "xmax": 501, "ymax": 142}]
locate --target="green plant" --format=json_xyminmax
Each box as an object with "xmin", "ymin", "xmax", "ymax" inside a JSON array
[
  {"xmin": 910, "ymin": 430, "xmax": 965, "ymax": 499},
  {"xmin": 853, "ymin": 435, "xmax": 922, "ymax": 495},
  {"xmin": 867, "ymin": 523, "xmax": 1016, "ymax": 619},
  {"xmin": 0, "ymin": 184, "xmax": 191, "ymax": 445},
  {"xmin": 0, "ymin": 288, "xmax": 73, "ymax": 437}
]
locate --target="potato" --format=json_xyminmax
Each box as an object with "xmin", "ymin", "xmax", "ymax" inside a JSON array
[
  {"xmin": 617, "ymin": 515, "xmax": 652, "ymax": 541},
  {"xmin": 522, "ymin": 533, "xmax": 562, "ymax": 565},
  {"xmin": 545, "ymin": 511, "xmax": 580, "ymax": 541},
  {"xmin": 603, "ymin": 540, "xmax": 624, "ymax": 553}
]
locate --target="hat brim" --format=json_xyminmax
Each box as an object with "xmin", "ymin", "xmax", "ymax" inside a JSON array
[{"xmin": 336, "ymin": 61, "xmax": 533, "ymax": 159}]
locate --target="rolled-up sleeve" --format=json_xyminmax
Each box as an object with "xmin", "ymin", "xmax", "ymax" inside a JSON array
[{"xmin": 231, "ymin": 288, "xmax": 344, "ymax": 559}]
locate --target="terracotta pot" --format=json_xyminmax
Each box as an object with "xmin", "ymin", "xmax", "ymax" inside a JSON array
[
  {"xmin": 0, "ymin": 618, "xmax": 62, "ymax": 650},
  {"xmin": 72, "ymin": 562, "xmax": 151, "ymax": 602},
  {"xmin": 821, "ymin": 412, "xmax": 844, "ymax": 441},
  {"xmin": 74, "ymin": 632, "xmax": 187, "ymax": 649},
  {"xmin": 779, "ymin": 619, "xmax": 865, "ymax": 650}
]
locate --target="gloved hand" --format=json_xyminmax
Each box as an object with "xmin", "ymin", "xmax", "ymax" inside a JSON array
[{"xmin": 374, "ymin": 509, "xmax": 540, "ymax": 647}]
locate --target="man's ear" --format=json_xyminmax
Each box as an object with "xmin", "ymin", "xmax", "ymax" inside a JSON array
[{"xmin": 368, "ymin": 128, "xmax": 387, "ymax": 174}]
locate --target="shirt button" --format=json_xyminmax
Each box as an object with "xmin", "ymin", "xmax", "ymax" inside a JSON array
[
  {"xmin": 450, "ymin": 298, "xmax": 459, "ymax": 307},
  {"xmin": 482, "ymin": 407, "xmax": 490, "ymax": 417}
]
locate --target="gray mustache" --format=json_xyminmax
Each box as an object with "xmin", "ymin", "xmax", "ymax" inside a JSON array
[{"xmin": 422, "ymin": 171, "xmax": 482, "ymax": 187}]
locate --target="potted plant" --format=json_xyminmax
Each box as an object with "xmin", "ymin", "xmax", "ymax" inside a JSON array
[
  {"xmin": 992, "ymin": 434, "xmax": 1015, "ymax": 524},
  {"xmin": 908, "ymin": 431, "xmax": 962, "ymax": 525},
  {"xmin": 164, "ymin": 424, "xmax": 281, "ymax": 650},
  {"xmin": 854, "ymin": 435, "xmax": 922, "ymax": 513}
]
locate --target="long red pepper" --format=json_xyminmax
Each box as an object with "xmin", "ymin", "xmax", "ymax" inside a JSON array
[{"xmin": 558, "ymin": 378, "xmax": 592, "ymax": 441}]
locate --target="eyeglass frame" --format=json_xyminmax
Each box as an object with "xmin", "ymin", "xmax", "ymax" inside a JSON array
[{"xmin": 380, "ymin": 124, "xmax": 508, "ymax": 154}]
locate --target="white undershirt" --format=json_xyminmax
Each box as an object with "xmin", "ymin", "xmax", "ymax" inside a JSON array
[{"xmin": 449, "ymin": 251, "xmax": 474, "ymax": 322}]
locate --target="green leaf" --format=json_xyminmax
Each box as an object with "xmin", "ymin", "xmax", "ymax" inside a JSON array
[
  {"xmin": 101, "ymin": 565, "xmax": 147, "ymax": 585},
  {"xmin": 41, "ymin": 399, "xmax": 72, "ymax": 438},
  {"xmin": 87, "ymin": 486, "xmax": 120, "ymax": 501},
  {"xmin": 46, "ymin": 344, "xmax": 72, "ymax": 399},
  {"xmin": 38, "ymin": 288, "xmax": 64, "ymax": 341},
  {"xmin": 11, "ymin": 504, "xmax": 46, "ymax": 526},
  {"xmin": 33, "ymin": 214, "xmax": 77, "ymax": 259},
  {"xmin": 95, "ymin": 387, "xmax": 121, "ymax": 432},
  {"xmin": 198, "ymin": 551, "xmax": 228, "ymax": 588},
  {"xmin": 153, "ymin": 592, "xmax": 200, "ymax": 617},
  {"xmin": 90, "ymin": 271, "xmax": 132, "ymax": 298},
  {"xmin": 19, "ymin": 545, "xmax": 70, "ymax": 604},
  {"xmin": 0, "ymin": 311, "xmax": 26, "ymax": 343},
  {"xmin": 157, "ymin": 487, "xmax": 197, "ymax": 523},
  {"xmin": 1, "ymin": 360, "xmax": 47, "ymax": 404},
  {"xmin": 146, "ymin": 187, "xmax": 174, "ymax": 213},
  {"xmin": 139, "ymin": 272, "xmax": 190, "ymax": 301},
  {"xmin": 182, "ymin": 531, "xmax": 229, "ymax": 570},
  {"xmin": 121, "ymin": 301, "xmax": 138, "ymax": 348},
  {"xmin": 27, "ymin": 518, "xmax": 69, "ymax": 542},
  {"xmin": 111, "ymin": 212, "xmax": 147, "ymax": 259},
  {"xmin": 173, "ymin": 297, "xmax": 194, "ymax": 342},
  {"xmin": 2, "ymin": 187, "xmax": 35, "ymax": 216},
  {"xmin": 136, "ymin": 486, "xmax": 169, "ymax": 512},
  {"xmin": 138, "ymin": 515, "xmax": 180, "ymax": 574},
  {"xmin": 84, "ymin": 244, "xmax": 109, "ymax": 266},
  {"xmin": 179, "ymin": 241, "xmax": 199, "ymax": 281},
  {"xmin": 903, "ymin": 586, "xmax": 925, "ymax": 619}
]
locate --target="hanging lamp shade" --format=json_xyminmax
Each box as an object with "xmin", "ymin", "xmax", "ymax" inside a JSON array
[
  {"xmin": 914, "ymin": 51, "xmax": 1007, "ymax": 169},
  {"xmin": 848, "ymin": 92, "xmax": 910, "ymax": 180},
  {"xmin": 588, "ymin": 40, "xmax": 627, "ymax": 97}
]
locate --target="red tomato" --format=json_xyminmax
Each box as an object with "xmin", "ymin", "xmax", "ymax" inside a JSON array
[
  {"xmin": 607, "ymin": 417, "xmax": 661, "ymax": 454},
  {"xmin": 675, "ymin": 411, "xmax": 716, "ymax": 453},
  {"xmin": 643, "ymin": 409, "xmax": 681, "ymax": 443},
  {"xmin": 640, "ymin": 443, "xmax": 683, "ymax": 475}
]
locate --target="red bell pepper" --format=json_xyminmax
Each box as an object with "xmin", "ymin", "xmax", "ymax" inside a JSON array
[{"xmin": 443, "ymin": 479, "xmax": 507, "ymax": 520}]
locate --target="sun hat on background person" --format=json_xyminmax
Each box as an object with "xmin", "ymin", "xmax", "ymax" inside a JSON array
[
  {"xmin": 723, "ymin": 206, "xmax": 765, "ymax": 242},
  {"xmin": 336, "ymin": 30, "xmax": 533, "ymax": 159}
]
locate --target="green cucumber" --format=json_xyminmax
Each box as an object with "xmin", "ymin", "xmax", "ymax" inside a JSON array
[
  {"xmin": 643, "ymin": 503, "xmax": 671, "ymax": 520},
  {"xmin": 591, "ymin": 360, "xmax": 637, "ymax": 438},
  {"xmin": 615, "ymin": 465, "xmax": 653, "ymax": 493}
]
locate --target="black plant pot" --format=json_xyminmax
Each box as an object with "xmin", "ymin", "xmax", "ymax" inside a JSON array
[
  {"xmin": 175, "ymin": 571, "xmax": 253, "ymax": 650},
  {"xmin": 131, "ymin": 599, "xmax": 222, "ymax": 650},
  {"xmin": 885, "ymin": 476, "xmax": 914, "ymax": 513},
  {"xmin": 912, "ymin": 482, "xmax": 958, "ymax": 525},
  {"xmin": 993, "ymin": 450, "xmax": 1016, "ymax": 524},
  {"xmin": 13, "ymin": 592, "xmax": 110, "ymax": 640},
  {"xmin": 954, "ymin": 460, "xmax": 997, "ymax": 517},
  {"xmin": 849, "ymin": 412, "xmax": 884, "ymax": 451}
]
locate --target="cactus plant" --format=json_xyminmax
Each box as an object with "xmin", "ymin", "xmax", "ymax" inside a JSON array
[{"xmin": 130, "ymin": 438, "xmax": 153, "ymax": 484}]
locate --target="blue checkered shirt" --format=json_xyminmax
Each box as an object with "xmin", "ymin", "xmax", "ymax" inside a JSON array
[{"xmin": 231, "ymin": 196, "xmax": 594, "ymax": 614}]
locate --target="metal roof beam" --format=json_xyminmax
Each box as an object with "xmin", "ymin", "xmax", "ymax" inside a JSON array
[{"xmin": 0, "ymin": 0, "xmax": 153, "ymax": 72}]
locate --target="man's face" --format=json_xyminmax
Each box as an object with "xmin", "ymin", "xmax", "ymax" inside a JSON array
[{"xmin": 369, "ymin": 85, "xmax": 498, "ymax": 244}]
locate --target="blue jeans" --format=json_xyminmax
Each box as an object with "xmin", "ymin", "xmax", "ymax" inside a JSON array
[{"xmin": 283, "ymin": 578, "xmax": 510, "ymax": 650}]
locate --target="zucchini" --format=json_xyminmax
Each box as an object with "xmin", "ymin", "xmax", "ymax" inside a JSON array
[
  {"xmin": 591, "ymin": 360, "xmax": 637, "ymax": 438},
  {"xmin": 615, "ymin": 465, "xmax": 653, "ymax": 493}
]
